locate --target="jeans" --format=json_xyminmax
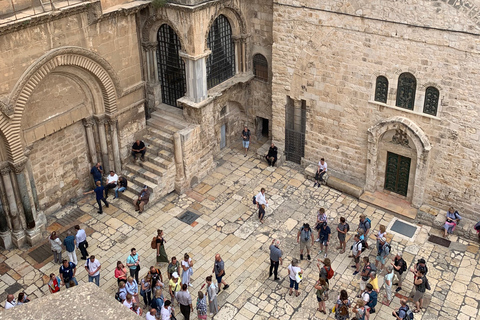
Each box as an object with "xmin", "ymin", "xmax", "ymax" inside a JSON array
[
  {"xmin": 104, "ymin": 183, "xmax": 116, "ymax": 197},
  {"xmin": 132, "ymin": 150, "xmax": 146, "ymax": 159},
  {"xmin": 88, "ymin": 274, "xmax": 100, "ymax": 286},
  {"xmin": 96, "ymin": 197, "xmax": 108, "ymax": 213},
  {"xmin": 289, "ymin": 277, "xmax": 299, "ymax": 290},
  {"xmin": 269, "ymin": 259, "xmax": 279, "ymax": 279},
  {"xmin": 180, "ymin": 303, "xmax": 191, "ymax": 320},
  {"xmin": 65, "ymin": 277, "xmax": 78, "ymax": 288},
  {"xmin": 114, "ymin": 186, "xmax": 126, "ymax": 198},
  {"xmin": 141, "ymin": 290, "xmax": 152, "ymax": 308},
  {"xmin": 79, "ymin": 241, "xmax": 89, "ymax": 259},
  {"xmin": 130, "ymin": 267, "xmax": 139, "ymax": 283}
]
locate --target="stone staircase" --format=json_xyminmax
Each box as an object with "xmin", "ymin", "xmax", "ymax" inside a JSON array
[{"xmin": 119, "ymin": 105, "xmax": 189, "ymax": 205}]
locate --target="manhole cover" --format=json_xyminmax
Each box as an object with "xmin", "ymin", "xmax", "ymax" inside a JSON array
[
  {"xmin": 390, "ymin": 220, "xmax": 417, "ymax": 238},
  {"xmin": 428, "ymin": 235, "xmax": 451, "ymax": 248},
  {"xmin": 178, "ymin": 211, "xmax": 200, "ymax": 225}
]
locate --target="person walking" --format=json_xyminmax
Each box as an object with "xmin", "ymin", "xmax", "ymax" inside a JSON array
[
  {"xmin": 255, "ymin": 188, "xmax": 268, "ymax": 223},
  {"xmin": 391, "ymin": 252, "xmax": 406, "ymax": 293},
  {"xmin": 84, "ymin": 180, "xmax": 109, "ymax": 214},
  {"xmin": 181, "ymin": 253, "xmax": 194, "ymax": 287},
  {"xmin": 314, "ymin": 278, "xmax": 329, "ymax": 314},
  {"xmin": 63, "ymin": 231, "xmax": 77, "ymax": 265},
  {"xmin": 205, "ymin": 276, "xmax": 219, "ymax": 316},
  {"xmin": 85, "ymin": 255, "xmax": 101, "ymax": 286},
  {"xmin": 114, "ymin": 261, "xmax": 128, "ymax": 285},
  {"xmin": 74, "ymin": 225, "xmax": 88, "ymax": 260},
  {"xmin": 213, "ymin": 254, "xmax": 229, "ymax": 292},
  {"xmin": 297, "ymin": 223, "xmax": 314, "ymax": 260},
  {"xmin": 155, "ymin": 229, "xmax": 169, "ymax": 264},
  {"xmin": 288, "ymin": 258, "xmax": 302, "ymax": 297},
  {"xmin": 176, "ymin": 284, "xmax": 193, "ymax": 320},
  {"xmin": 196, "ymin": 291, "xmax": 207, "ymax": 320},
  {"xmin": 49, "ymin": 231, "xmax": 63, "ymax": 264},
  {"xmin": 269, "ymin": 239, "xmax": 283, "ymax": 280},
  {"xmin": 375, "ymin": 237, "xmax": 390, "ymax": 272},
  {"xmin": 126, "ymin": 247, "xmax": 141, "ymax": 283},
  {"xmin": 241, "ymin": 126, "xmax": 251, "ymax": 157},
  {"xmin": 334, "ymin": 289, "xmax": 351, "ymax": 320},
  {"xmin": 336, "ymin": 217, "xmax": 349, "ymax": 253},
  {"xmin": 383, "ymin": 265, "xmax": 394, "ymax": 305}
]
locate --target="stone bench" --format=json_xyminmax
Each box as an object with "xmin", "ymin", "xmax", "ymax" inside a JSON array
[
  {"xmin": 305, "ymin": 164, "xmax": 364, "ymax": 198},
  {"xmin": 431, "ymin": 210, "xmax": 479, "ymax": 242},
  {"xmin": 256, "ymin": 141, "xmax": 284, "ymax": 167}
]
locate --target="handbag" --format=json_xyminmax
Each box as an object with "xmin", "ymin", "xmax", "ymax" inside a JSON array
[{"xmin": 295, "ymin": 271, "xmax": 303, "ymax": 283}]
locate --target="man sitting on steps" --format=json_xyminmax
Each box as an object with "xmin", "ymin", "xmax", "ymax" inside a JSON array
[
  {"xmin": 133, "ymin": 185, "xmax": 150, "ymax": 214},
  {"xmin": 131, "ymin": 139, "xmax": 146, "ymax": 161}
]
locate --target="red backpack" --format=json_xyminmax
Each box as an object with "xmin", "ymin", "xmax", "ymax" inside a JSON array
[{"xmin": 325, "ymin": 266, "xmax": 334, "ymax": 279}]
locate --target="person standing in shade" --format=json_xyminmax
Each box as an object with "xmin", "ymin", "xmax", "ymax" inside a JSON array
[
  {"xmin": 49, "ymin": 231, "xmax": 63, "ymax": 264},
  {"xmin": 114, "ymin": 176, "xmax": 128, "ymax": 199},
  {"xmin": 63, "ymin": 231, "xmax": 77, "ymax": 265},
  {"xmin": 90, "ymin": 162, "xmax": 103, "ymax": 184},
  {"xmin": 205, "ymin": 276, "xmax": 219, "ymax": 316},
  {"xmin": 314, "ymin": 158, "xmax": 328, "ymax": 187},
  {"xmin": 269, "ymin": 239, "xmax": 283, "ymax": 280},
  {"xmin": 155, "ymin": 229, "xmax": 169, "ymax": 264},
  {"xmin": 127, "ymin": 248, "xmax": 141, "ymax": 283},
  {"xmin": 84, "ymin": 180, "xmax": 109, "ymax": 214},
  {"xmin": 241, "ymin": 126, "xmax": 251, "ymax": 157},
  {"xmin": 74, "ymin": 225, "xmax": 88, "ymax": 260},
  {"xmin": 132, "ymin": 139, "xmax": 147, "ymax": 161},
  {"xmin": 85, "ymin": 255, "xmax": 101, "ymax": 286},
  {"xmin": 133, "ymin": 185, "xmax": 150, "ymax": 214},
  {"xmin": 213, "ymin": 254, "xmax": 229, "ymax": 293},
  {"xmin": 104, "ymin": 170, "xmax": 118, "ymax": 199},
  {"xmin": 176, "ymin": 284, "xmax": 193, "ymax": 320},
  {"xmin": 265, "ymin": 143, "xmax": 278, "ymax": 167}
]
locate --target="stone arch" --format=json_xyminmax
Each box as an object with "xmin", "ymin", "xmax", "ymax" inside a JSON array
[
  {"xmin": 365, "ymin": 116, "xmax": 431, "ymax": 208},
  {"xmin": 204, "ymin": 5, "xmax": 247, "ymax": 48},
  {"xmin": 142, "ymin": 14, "xmax": 187, "ymax": 52},
  {"xmin": 0, "ymin": 46, "xmax": 120, "ymax": 163}
]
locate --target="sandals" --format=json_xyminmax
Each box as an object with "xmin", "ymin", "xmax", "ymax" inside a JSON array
[
  {"xmin": 295, "ymin": 292, "xmax": 300, "ymax": 297},
  {"xmin": 289, "ymin": 291, "xmax": 292, "ymax": 296}
]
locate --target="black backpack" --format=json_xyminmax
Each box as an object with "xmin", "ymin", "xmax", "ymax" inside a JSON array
[
  {"xmin": 252, "ymin": 195, "xmax": 257, "ymax": 205},
  {"xmin": 399, "ymin": 258, "xmax": 407, "ymax": 273},
  {"xmin": 115, "ymin": 291, "xmax": 122, "ymax": 302}
]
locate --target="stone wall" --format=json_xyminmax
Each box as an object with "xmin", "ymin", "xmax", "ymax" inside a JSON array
[
  {"xmin": 272, "ymin": 0, "xmax": 480, "ymax": 218},
  {"xmin": 29, "ymin": 121, "xmax": 90, "ymax": 210}
]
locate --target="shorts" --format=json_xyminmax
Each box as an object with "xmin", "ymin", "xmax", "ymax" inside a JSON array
[
  {"xmin": 289, "ymin": 277, "xmax": 299, "ymax": 290},
  {"xmin": 413, "ymin": 290, "xmax": 425, "ymax": 302},
  {"xmin": 338, "ymin": 233, "xmax": 346, "ymax": 242},
  {"xmin": 321, "ymin": 240, "xmax": 328, "ymax": 246},
  {"xmin": 243, "ymin": 140, "xmax": 250, "ymax": 149},
  {"xmin": 216, "ymin": 275, "xmax": 223, "ymax": 284},
  {"xmin": 376, "ymin": 255, "xmax": 386, "ymax": 265},
  {"xmin": 316, "ymin": 295, "xmax": 323, "ymax": 302},
  {"xmin": 300, "ymin": 241, "xmax": 311, "ymax": 251},
  {"xmin": 354, "ymin": 256, "xmax": 360, "ymax": 264}
]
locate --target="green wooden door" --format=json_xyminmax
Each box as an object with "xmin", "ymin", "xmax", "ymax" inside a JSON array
[{"xmin": 384, "ymin": 152, "xmax": 411, "ymax": 196}]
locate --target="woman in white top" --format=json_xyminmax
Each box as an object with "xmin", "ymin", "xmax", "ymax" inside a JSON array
[
  {"xmin": 49, "ymin": 231, "xmax": 63, "ymax": 264},
  {"xmin": 123, "ymin": 293, "xmax": 134, "ymax": 309},
  {"xmin": 255, "ymin": 188, "xmax": 268, "ymax": 223},
  {"xmin": 376, "ymin": 225, "xmax": 387, "ymax": 252},
  {"xmin": 287, "ymin": 258, "xmax": 302, "ymax": 297},
  {"xmin": 181, "ymin": 253, "xmax": 194, "ymax": 287}
]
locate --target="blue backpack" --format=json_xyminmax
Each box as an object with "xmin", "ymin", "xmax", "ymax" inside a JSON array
[
  {"xmin": 399, "ymin": 305, "xmax": 414, "ymax": 319},
  {"xmin": 365, "ymin": 217, "xmax": 372, "ymax": 229},
  {"xmin": 367, "ymin": 290, "xmax": 378, "ymax": 309}
]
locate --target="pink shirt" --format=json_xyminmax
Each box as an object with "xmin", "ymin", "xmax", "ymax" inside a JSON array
[{"xmin": 115, "ymin": 267, "xmax": 127, "ymax": 280}]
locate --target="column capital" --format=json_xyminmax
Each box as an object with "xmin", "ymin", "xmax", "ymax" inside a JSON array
[
  {"xmin": 82, "ymin": 117, "xmax": 95, "ymax": 127},
  {"xmin": 93, "ymin": 114, "xmax": 107, "ymax": 125},
  {"xmin": 0, "ymin": 163, "xmax": 10, "ymax": 176},
  {"xmin": 179, "ymin": 50, "xmax": 211, "ymax": 61},
  {"xmin": 142, "ymin": 41, "xmax": 158, "ymax": 51},
  {"xmin": 10, "ymin": 158, "xmax": 28, "ymax": 174}
]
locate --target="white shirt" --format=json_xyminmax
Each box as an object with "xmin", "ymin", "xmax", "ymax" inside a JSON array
[
  {"xmin": 361, "ymin": 291, "xmax": 370, "ymax": 303},
  {"xmin": 76, "ymin": 229, "xmax": 86, "ymax": 245},
  {"xmin": 123, "ymin": 299, "xmax": 133, "ymax": 309},
  {"xmin": 85, "ymin": 258, "xmax": 101, "ymax": 276},
  {"xmin": 318, "ymin": 161, "xmax": 327, "ymax": 172},
  {"xmin": 161, "ymin": 306, "xmax": 172, "ymax": 320},
  {"xmin": 255, "ymin": 192, "xmax": 268, "ymax": 206},
  {"xmin": 288, "ymin": 265, "xmax": 301, "ymax": 280},
  {"xmin": 145, "ymin": 312, "xmax": 156, "ymax": 320},
  {"xmin": 5, "ymin": 299, "xmax": 16, "ymax": 310},
  {"xmin": 107, "ymin": 173, "xmax": 118, "ymax": 184},
  {"xmin": 352, "ymin": 240, "xmax": 362, "ymax": 256}
]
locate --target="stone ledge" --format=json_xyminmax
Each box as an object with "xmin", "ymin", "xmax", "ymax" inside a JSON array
[
  {"xmin": 305, "ymin": 164, "xmax": 363, "ymax": 198},
  {"xmin": 0, "ymin": 283, "xmax": 142, "ymax": 320},
  {"xmin": 255, "ymin": 141, "xmax": 284, "ymax": 167}
]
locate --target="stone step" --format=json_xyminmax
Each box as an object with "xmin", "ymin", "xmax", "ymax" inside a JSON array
[
  {"xmin": 119, "ymin": 189, "xmax": 137, "ymax": 203},
  {"xmin": 150, "ymin": 112, "xmax": 189, "ymax": 129},
  {"xmin": 153, "ymin": 103, "xmax": 185, "ymax": 119},
  {"xmin": 140, "ymin": 160, "xmax": 167, "ymax": 176},
  {"xmin": 146, "ymin": 153, "xmax": 174, "ymax": 169},
  {"xmin": 147, "ymin": 127, "xmax": 173, "ymax": 143},
  {"xmin": 147, "ymin": 118, "xmax": 177, "ymax": 135},
  {"xmin": 125, "ymin": 163, "xmax": 161, "ymax": 183},
  {"xmin": 144, "ymin": 135, "xmax": 174, "ymax": 153}
]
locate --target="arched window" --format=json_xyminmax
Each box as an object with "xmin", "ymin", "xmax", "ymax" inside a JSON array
[
  {"xmin": 206, "ymin": 15, "xmax": 235, "ymax": 89},
  {"xmin": 374, "ymin": 76, "xmax": 388, "ymax": 103},
  {"xmin": 423, "ymin": 86, "xmax": 439, "ymax": 116},
  {"xmin": 157, "ymin": 24, "xmax": 186, "ymax": 108},
  {"xmin": 253, "ymin": 54, "xmax": 268, "ymax": 81},
  {"xmin": 396, "ymin": 72, "xmax": 416, "ymax": 110}
]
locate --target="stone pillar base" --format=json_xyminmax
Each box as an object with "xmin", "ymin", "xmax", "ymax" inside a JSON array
[
  {"xmin": 25, "ymin": 227, "xmax": 42, "ymax": 246},
  {"xmin": 175, "ymin": 178, "xmax": 186, "ymax": 194},
  {"xmin": 0, "ymin": 231, "xmax": 12, "ymax": 250},
  {"xmin": 11, "ymin": 230, "xmax": 26, "ymax": 248}
]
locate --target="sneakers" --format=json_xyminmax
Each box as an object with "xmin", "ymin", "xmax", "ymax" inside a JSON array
[
  {"xmin": 300, "ymin": 254, "xmax": 304, "ymax": 260},
  {"xmin": 188, "ymin": 283, "xmax": 193, "ymax": 287},
  {"xmin": 97, "ymin": 211, "xmax": 103, "ymax": 214},
  {"xmin": 395, "ymin": 287, "xmax": 402, "ymax": 292},
  {"xmin": 353, "ymin": 271, "xmax": 359, "ymax": 275},
  {"xmin": 223, "ymin": 284, "xmax": 230, "ymax": 290},
  {"xmin": 313, "ymin": 183, "xmax": 317, "ymax": 187},
  {"xmin": 307, "ymin": 254, "xmax": 311, "ymax": 261},
  {"xmin": 351, "ymin": 265, "xmax": 357, "ymax": 268},
  {"xmin": 324, "ymin": 253, "xmax": 327, "ymax": 258}
]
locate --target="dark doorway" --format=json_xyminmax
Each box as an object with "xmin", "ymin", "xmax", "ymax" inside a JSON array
[
  {"xmin": 384, "ymin": 152, "xmax": 411, "ymax": 196},
  {"xmin": 285, "ymin": 97, "xmax": 306, "ymax": 164},
  {"xmin": 262, "ymin": 118, "xmax": 269, "ymax": 137},
  {"xmin": 256, "ymin": 117, "xmax": 269, "ymax": 138}
]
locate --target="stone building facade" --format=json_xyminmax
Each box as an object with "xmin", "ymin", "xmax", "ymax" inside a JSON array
[
  {"xmin": 0, "ymin": 0, "xmax": 273, "ymax": 249},
  {"xmin": 271, "ymin": 0, "xmax": 480, "ymax": 220}
]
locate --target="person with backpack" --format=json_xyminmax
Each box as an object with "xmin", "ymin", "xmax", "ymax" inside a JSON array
[
  {"xmin": 474, "ymin": 221, "xmax": 480, "ymax": 241},
  {"xmin": 315, "ymin": 208, "xmax": 328, "ymax": 241},
  {"xmin": 334, "ymin": 289, "xmax": 351, "ymax": 320},
  {"xmin": 314, "ymin": 278, "xmax": 329, "ymax": 314},
  {"xmin": 336, "ymin": 217, "xmax": 349, "ymax": 253},
  {"xmin": 317, "ymin": 258, "xmax": 334, "ymax": 285},
  {"xmin": 116, "ymin": 281, "xmax": 127, "ymax": 303},
  {"xmin": 359, "ymin": 257, "xmax": 375, "ymax": 295},
  {"xmin": 393, "ymin": 299, "xmax": 414, "ymax": 320},
  {"xmin": 318, "ymin": 222, "xmax": 331, "ymax": 258},
  {"xmin": 391, "ymin": 252, "xmax": 407, "ymax": 293},
  {"xmin": 413, "ymin": 269, "xmax": 428, "ymax": 313},
  {"xmin": 362, "ymin": 283, "xmax": 377, "ymax": 315},
  {"xmin": 352, "ymin": 299, "xmax": 369, "ymax": 320},
  {"xmin": 357, "ymin": 215, "xmax": 371, "ymax": 248},
  {"xmin": 153, "ymin": 229, "xmax": 169, "ymax": 264},
  {"xmin": 255, "ymin": 188, "xmax": 268, "ymax": 223},
  {"xmin": 351, "ymin": 234, "xmax": 363, "ymax": 276},
  {"xmin": 297, "ymin": 223, "xmax": 314, "ymax": 260},
  {"xmin": 443, "ymin": 207, "xmax": 462, "ymax": 237},
  {"xmin": 375, "ymin": 237, "xmax": 390, "ymax": 272}
]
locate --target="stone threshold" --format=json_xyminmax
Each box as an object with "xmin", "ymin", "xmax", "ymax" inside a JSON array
[{"xmin": 360, "ymin": 190, "xmax": 417, "ymax": 220}]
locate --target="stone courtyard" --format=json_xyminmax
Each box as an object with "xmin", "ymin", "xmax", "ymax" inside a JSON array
[{"xmin": 1, "ymin": 147, "xmax": 479, "ymax": 320}]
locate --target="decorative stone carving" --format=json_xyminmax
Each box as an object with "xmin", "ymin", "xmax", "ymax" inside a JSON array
[
  {"xmin": 0, "ymin": 96, "xmax": 14, "ymax": 118},
  {"xmin": 391, "ymin": 129, "xmax": 410, "ymax": 147},
  {"xmin": 82, "ymin": 117, "xmax": 95, "ymax": 128},
  {"xmin": 11, "ymin": 158, "xmax": 28, "ymax": 174}
]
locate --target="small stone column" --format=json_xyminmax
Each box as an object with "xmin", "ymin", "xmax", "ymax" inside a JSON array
[
  {"xmin": 95, "ymin": 115, "xmax": 110, "ymax": 173},
  {"xmin": 0, "ymin": 196, "xmax": 12, "ymax": 249},
  {"xmin": 108, "ymin": 118, "xmax": 122, "ymax": 173},
  {"xmin": 83, "ymin": 118, "xmax": 98, "ymax": 165},
  {"xmin": 143, "ymin": 42, "xmax": 158, "ymax": 82},
  {"xmin": 0, "ymin": 166, "xmax": 24, "ymax": 247},
  {"xmin": 180, "ymin": 50, "xmax": 210, "ymax": 103},
  {"xmin": 173, "ymin": 132, "xmax": 186, "ymax": 193}
]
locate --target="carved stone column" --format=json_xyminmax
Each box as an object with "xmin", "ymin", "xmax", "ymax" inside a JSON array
[
  {"xmin": 108, "ymin": 118, "xmax": 121, "ymax": 173},
  {"xmin": 173, "ymin": 132, "xmax": 186, "ymax": 193},
  {"xmin": 0, "ymin": 192, "xmax": 11, "ymax": 249},
  {"xmin": 1, "ymin": 165, "xmax": 24, "ymax": 247},
  {"xmin": 143, "ymin": 42, "xmax": 158, "ymax": 82},
  {"xmin": 179, "ymin": 50, "xmax": 210, "ymax": 103},
  {"xmin": 83, "ymin": 118, "xmax": 98, "ymax": 165},
  {"xmin": 94, "ymin": 115, "xmax": 110, "ymax": 173}
]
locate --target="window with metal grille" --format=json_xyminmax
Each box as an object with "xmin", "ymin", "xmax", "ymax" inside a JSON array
[
  {"xmin": 423, "ymin": 86, "xmax": 439, "ymax": 116},
  {"xmin": 157, "ymin": 24, "xmax": 186, "ymax": 108},
  {"xmin": 253, "ymin": 54, "xmax": 268, "ymax": 81},
  {"xmin": 396, "ymin": 72, "xmax": 416, "ymax": 110},
  {"xmin": 374, "ymin": 76, "xmax": 388, "ymax": 103},
  {"xmin": 206, "ymin": 15, "xmax": 235, "ymax": 89}
]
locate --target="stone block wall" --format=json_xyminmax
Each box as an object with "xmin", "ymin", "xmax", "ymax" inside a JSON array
[{"xmin": 272, "ymin": 0, "xmax": 480, "ymax": 218}]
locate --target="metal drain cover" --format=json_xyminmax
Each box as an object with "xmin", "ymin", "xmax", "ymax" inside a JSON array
[
  {"xmin": 428, "ymin": 235, "xmax": 451, "ymax": 248},
  {"xmin": 390, "ymin": 220, "xmax": 417, "ymax": 238},
  {"xmin": 178, "ymin": 211, "xmax": 200, "ymax": 225}
]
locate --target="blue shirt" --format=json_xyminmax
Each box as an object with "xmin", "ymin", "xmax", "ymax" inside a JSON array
[
  {"xmin": 94, "ymin": 186, "xmax": 105, "ymax": 200},
  {"xmin": 63, "ymin": 235, "xmax": 75, "ymax": 252},
  {"xmin": 319, "ymin": 226, "xmax": 331, "ymax": 241},
  {"xmin": 59, "ymin": 262, "xmax": 76, "ymax": 281},
  {"xmin": 127, "ymin": 253, "xmax": 139, "ymax": 270},
  {"xmin": 90, "ymin": 166, "xmax": 103, "ymax": 181}
]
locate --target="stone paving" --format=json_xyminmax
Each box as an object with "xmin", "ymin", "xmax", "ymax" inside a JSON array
[{"xmin": 1, "ymin": 147, "xmax": 480, "ymax": 320}]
